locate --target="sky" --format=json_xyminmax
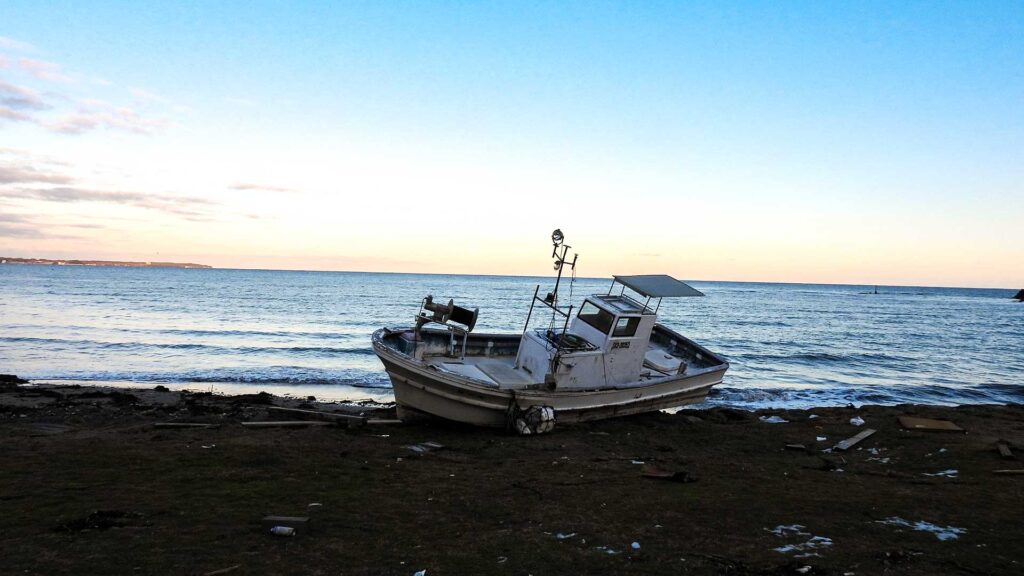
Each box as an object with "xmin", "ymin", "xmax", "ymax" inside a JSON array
[{"xmin": 1, "ymin": 1, "xmax": 1021, "ymax": 287}]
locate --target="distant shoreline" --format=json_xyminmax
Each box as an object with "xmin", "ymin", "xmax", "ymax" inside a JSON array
[{"xmin": 0, "ymin": 257, "xmax": 211, "ymax": 269}]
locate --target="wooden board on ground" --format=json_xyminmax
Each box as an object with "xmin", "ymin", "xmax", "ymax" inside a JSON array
[
  {"xmin": 265, "ymin": 406, "xmax": 366, "ymax": 427},
  {"xmin": 898, "ymin": 416, "xmax": 964, "ymax": 432},
  {"xmin": 241, "ymin": 421, "xmax": 335, "ymax": 428},
  {"xmin": 834, "ymin": 428, "xmax": 876, "ymax": 451}
]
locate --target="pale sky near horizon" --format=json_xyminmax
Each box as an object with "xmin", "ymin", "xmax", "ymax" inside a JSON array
[{"xmin": 1, "ymin": 1, "xmax": 1021, "ymax": 288}]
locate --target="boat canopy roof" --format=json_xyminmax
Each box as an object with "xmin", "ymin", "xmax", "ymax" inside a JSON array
[{"xmin": 612, "ymin": 274, "xmax": 704, "ymax": 298}]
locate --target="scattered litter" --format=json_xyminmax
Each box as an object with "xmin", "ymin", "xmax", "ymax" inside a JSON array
[
  {"xmin": 867, "ymin": 457, "xmax": 891, "ymax": 464},
  {"xmin": 765, "ymin": 525, "xmax": 810, "ymax": 537},
  {"xmin": 923, "ymin": 469, "xmax": 958, "ymax": 478},
  {"xmin": 631, "ymin": 460, "xmax": 646, "ymax": 465},
  {"xmin": 898, "ymin": 416, "xmax": 964, "ymax": 432},
  {"xmin": 641, "ymin": 464, "xmax": 696, "ymax": 483},
  {"xmin": 261, "ymin": 515, "xmax": 309, "ymax": 535},
  {"xmin": 774, "ymin": 536, "xmax": 833, "ymax": 554},
  {"xmin": 413, "ymin": 570, "xmax": 427, "ymax": 576},
  {"xmin": 786, "ymin": 444, "xmax": 807, "ymax": 450},
  {"xmin": 307, "ymin": 503, "xmax": 322, "ymax": 509},
  {"xmin": 834, "ymin": 428, "xmax": 876, "ymax": 451},
  {"xmin": 497, "ymin": 556, "xmax": 507, "ymax": 563},
  {"xmin": 405, "ymin": 441, "xmax": 445, "ymax": 454},
  {"xmin": 996, "ymin": 441, "xmax": 1013, "ymax": 459},
  {"xmin": 201, "ymin": 444, "xmax": 216, "ymax": 449},
  {"xmin": 876, "ymin": 517, "xmax": 965, "ymax": 541},
  {"xmin": 808, "ymin": 414, "xmax": 819, "ymax": 419},
  {"xmin": 631, "ymin": 541, "xmax": 641, "ymax": 550},
  {"xmin": 594, "ymin": 546, "xmax": 618, "ymax": 555},
  {"xmin": 760, "ymin": 415, "xmax": 788, "ymax": 424},
  {"xmin": 816, "ymin": 436, "xmax": 827, "ymax": 442},
  {"xmin": 556, "ymin": 532, "xmax": 577, "ymax": 540},
  {"xmin": 849, "ymin": 416, "xmax": 866, "ymax": 426},
  {"xmin": 796, "ymin": 567, "xmax": 812, "ymax": 574}
]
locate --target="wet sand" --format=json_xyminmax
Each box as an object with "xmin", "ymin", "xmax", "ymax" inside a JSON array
[{"xmin": 1, "ymin": 381, "xmax": 1022, "ymax": 575}]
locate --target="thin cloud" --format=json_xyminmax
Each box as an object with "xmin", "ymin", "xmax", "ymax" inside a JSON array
[
  {"xmin": 0, "ymin": 213, "xmax": 64, "ymax": 239},
  {"xmin": 0, "ymin": 106, "xmax": 33, "ymax": 122},
  {"xmin": 229, "ymin": 182, "xmax": 298, "ymax": 194},
  {"xmin": 47, "ymin": 103, "xmax": 168, "ymax": 135},
  {"xmin": 0, "ymin": 81, "xmax": 50, "ymax": 111},
  {"xmin": 0, "ymin": 161, "xmax": 74, "ymax": 185},
  {"xmin": 0, "ymin": 36, "xmax": 35, "ymax": 52},
  {"xmin": 2, "ymin": 185, "xmax": 217, "ymax": 218},
  {"xmin": 18, "ymin": 57, "xmax": 73, "ymax": 82}
]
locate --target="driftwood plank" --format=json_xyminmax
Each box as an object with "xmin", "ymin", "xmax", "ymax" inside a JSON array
[
  {"xmin": 241, "ymin": 421, "xmax": 335, "ymax": 428},
  {"xmin": 834, "ymin": 428, "xmax": 876, "ymax": 451},
  {"xmin": 265, "ymin": 406, "xmax": 366, "ymax": 426},
  {"xmin": 898, "ymin": 416, "xmax": 964, "ymax": 432}
]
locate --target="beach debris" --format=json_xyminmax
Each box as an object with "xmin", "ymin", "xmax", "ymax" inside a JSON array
[
  {"xmin": 785, "ymin": 444, "xmax": 808, "ymax": 451},
  {"xmin": 993, "ymin": 469, "xmax": 1024, "ymax": 475},
  {"xmin": 556, "ymin": 532, "xmax": 577, "ymax": 540},
  {"xmin": 816, "ymin": 436, "xmax": 827, "ymax": 442},
  {"xmin": 631, "ymin": 541, "xmax": 641, "ymax": 550},
  {"xmin": 641, "ymin": 464, "xmax": 696, "ymax": 482},
  {"xmin": 996, "ymin": 441, "xmax": 1014, "ymax": 459},
  {"xmin": 497, "ymin": 556, "xmax": 507, "ymax": 563},
  {"xmin": 266, "ymin": 406, "xmax": 367, "ymax": 427},
  {"xmin": 922, "ymin": 469, "xmax": 958, "ymax": 478},
  {"xmin": 514, "ymin": 405, "xmax": 556, "ymax": 435},
  {"xmin": 875, "ymin": 517, "xmax": 965, "ymax": 541},
  {"xmin": 413, "ymin": 570, "xmax": 427, "ymax": 576},
  {"xmin": 241, "ymin": 421, "xmax": 334, "ymax": 428},
  {"xmin": 808, "ymin": 414, "xmax": 819, "ymax": 419},
  {"xmin": 898, "ymin": 416, "xmax": 964, "ymax": 432},
  {"xmin": 594, "ymin": 546, "xmax": 618, "ymax": 555},
  {"xmin": 56, "ymin": 510, "xmax": 146, "ymax": 532},
  {"xmin": 834, "ymin": 429, "xmax": 876, "ymax": 451},
  {"xmin": 849, "ymin": 416, "xmax": 866, "ymax": 426},
  {"xmin": 759, "ymin": 415, "xmax": 788, "ymax": 424},
  {"xmin": 766, "ymin": 525, "xmax": 832, "ymax": 556},
  {"xmin": 631, "ymin": 460, "xmax": 645, "ymax": 465},
  {"xmin": 307, "ymin": 502, "xmax": 323, "ymax": 509},
  {"xmin": 202, "ymin": 565, "xmax": 240, "ymax": 576},
  {"xmin": 405, "ymin": 441, "xmax": 445, "ymax": 454},
  {"xmin": 261, "ymin": 515, "xmax": 309, "ymax": 535},
  {"xmin": 154, "ymin": 422, "xmax": 220, "ymax": 429}
]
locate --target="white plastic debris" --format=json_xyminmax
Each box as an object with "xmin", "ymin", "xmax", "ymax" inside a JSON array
[
  {"xmin": 631, "ymin": 542, "xmax": 641, "ymax": 550},
  {"xmin": 922, "ymin": 469, "xmax": 958, "ymax": 478},
  {"xmin": 849, "ymin": 416, "xmax": 866, "ymax": 426},
  {"xmin": 413, "ymin": 570, "xmax": 427, "ymax": 576},
  {"xmin": 808, "ymin": 414, "xmax": 819, "ymax": 419},
  {"xmin": 765, "ymin": 525, "xmax": 809, "ymax": 537},
  {"xmin": 556, "ymin": 532, "xmax": 576, "ymax": 540},
  {"xmin": 876, "ymin": 517, "xmax": 966, "ymax": 541},
  {"xmin": 760, "ymin": 415, "xmax": 789, "ymax": 424},
  {"xmin": 816, "ymin": 436, "xmax": 827, "ymax": 442}
]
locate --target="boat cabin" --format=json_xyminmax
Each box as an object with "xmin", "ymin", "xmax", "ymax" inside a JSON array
[{"xmin": 515, "ymin": 275, "xmax": 703, "ymax": 389}]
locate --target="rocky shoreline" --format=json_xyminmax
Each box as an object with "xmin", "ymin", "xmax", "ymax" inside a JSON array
[{"xmin": 1, "ymin": 378, "xmax": 1022, "ymax": 575}]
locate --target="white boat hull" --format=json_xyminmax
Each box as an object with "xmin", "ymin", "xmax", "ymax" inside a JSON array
[{"xmin": 373, "ymin": 328, "xmax": 727, "ymax": 428}]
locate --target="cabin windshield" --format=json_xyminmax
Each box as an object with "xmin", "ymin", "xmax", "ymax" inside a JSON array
[
  {"xmin": 577, "ymin": 301, "xmax": 614, "ymax": 334},
  {"xmin": 612, "ymin": 316, "xmax": 641, "ymax": 337}
]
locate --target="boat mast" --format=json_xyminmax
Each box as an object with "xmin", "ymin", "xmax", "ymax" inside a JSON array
[{"xmin": 516, "ymin": 229, "xmax": 578, "ymax": 369}]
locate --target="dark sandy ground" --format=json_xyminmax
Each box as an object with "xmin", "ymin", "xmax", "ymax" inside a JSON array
[{"xmin": 1, "ymin": 379, "xmax": 1022, "ymax": 575}]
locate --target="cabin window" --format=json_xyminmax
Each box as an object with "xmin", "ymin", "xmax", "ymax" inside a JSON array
[
  {"xmin": 612, "ymin": 316, "xmax": 640, "ymax": 337},
  {"xmin": 577, "ymin": 301, "xmax": 614, "ymax": 334}
]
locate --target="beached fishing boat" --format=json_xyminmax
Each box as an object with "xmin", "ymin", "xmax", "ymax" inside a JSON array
[{"xmin": 371, "ymin": 230, "xmax": 729, "ymax": 433}]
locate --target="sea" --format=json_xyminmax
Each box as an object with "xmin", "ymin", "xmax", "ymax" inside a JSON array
[{"xmin": 1, "ymin": 265, "xmax": 1021, "ymax": 408}]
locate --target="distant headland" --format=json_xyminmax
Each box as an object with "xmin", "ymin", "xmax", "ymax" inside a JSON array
[{"xmin": 0, "ymin": 257, "xmax": 212, "ymax": 269}]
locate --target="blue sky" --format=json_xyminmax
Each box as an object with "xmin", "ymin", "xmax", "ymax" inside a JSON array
[{"xmin": 1, "ymin": 2, "xmax": 1022, "ymax": 286}]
